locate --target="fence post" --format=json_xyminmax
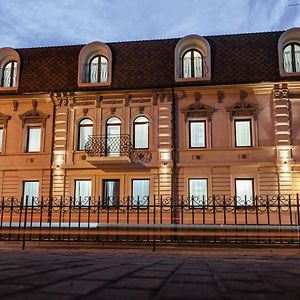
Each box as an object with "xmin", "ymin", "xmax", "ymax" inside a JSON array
[
  {"xmin": 152, "ymin": 195, "xmax": 156, "ymax": 251},
  {"xmin": 22, "ymin": 196, "xmax": 29, "ymax": 250}
]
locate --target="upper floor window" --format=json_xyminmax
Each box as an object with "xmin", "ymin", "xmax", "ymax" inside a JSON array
[
  {"xmin": 89, "ymin": 55, "xmax": 108, "ymax": 83},
  {"xmin": 78, "ymin": 118, "xmax": 93, "ymax": 151},
  {"xmin": 182, "ymin": 50, "xmax": 203, "ymax": 78},
  {"xmin": 189, "ymin": 120, "xmax": 206, "ymax": 148},
  {"xmin": 278, "ymin": 28, "xmax": 300, "ymax": 76},
  {"xmin": 78, "ymin": 41, "xmax": 112, "ymax": 87},
  {"xmin": 175, "ymin": 35, "xmax": 211, "ymax": 82},
  {"xmin": 1, "ymin": 61, "xmax": 17, "ymax": 87},
  {"xmin": 283, "ymin": 43, "xmax": 300, "ymax": 73},
  {"xmin": 0, "ymin": 48, "xmax": 20, "ymax": 90},
  {"xmin": 106, "ymin": 117, "xmax": 121, "ymax": 157},
  {"xmin": 26, "ymin": 126, "xmax": 41, "ymax": 152},
  {"xmin": 133, "ymin": 116, "xmax": 149, "ymax": 149},
  {"xmin": 234, "ymin": 119, "xmax": 252, "ymax": 147}
]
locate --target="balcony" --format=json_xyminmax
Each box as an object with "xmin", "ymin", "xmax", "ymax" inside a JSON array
[{"xmin": 84, "ymin": 134, "xmax": 152, "ymax": 168}]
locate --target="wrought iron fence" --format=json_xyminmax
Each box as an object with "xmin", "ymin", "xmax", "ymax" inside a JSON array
[
  {"xmin": 0, "ymin": 195, "xmax": 299, "ymax": 248},
  {"xmin": 84, "ymin": 134, "xmax": 152, "ymax": 163}
]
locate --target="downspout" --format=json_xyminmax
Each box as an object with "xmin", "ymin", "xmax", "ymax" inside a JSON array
[
  {"xmin": 171, "ymin": 86, "xmax": 178, "ymax": 201},
  {"xmin": 49, "ymin": 93, "xmax": 56, "ymax": 198}
]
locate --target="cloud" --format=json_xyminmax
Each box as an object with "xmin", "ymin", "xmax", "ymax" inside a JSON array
[{"xmin": 0, "ymin": 0, "xmax": 299, "ymax": 48}]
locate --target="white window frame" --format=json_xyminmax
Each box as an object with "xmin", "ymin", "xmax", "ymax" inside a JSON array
[
  {"xmin": 133, "ymin": 116, "xmax": 149, "ymax": 149},
  {"xmin": 189, "ymin": 119, "xmax": 206, "ymax": 148},
  {"xmin": 234, "ymin": 119, "xmax": 252, "ymax": 147},
  {"xmin": 77, "ymin": 118, "xmax": 93, "ymax": 151},
  {"xmin": 132, "ymin": 179, "xmax": 150, "ymax": 207},
  {"xmin": 25, "ymin": 125, "xmax": 42, "ymax": 152},
  {"xmin": 188, "ymin": 178, "xmax": 208, "ymax": 207},
  {"xmin": 235, "ymin": 178, "xmax": 254, "ymax": 206},
  {"xmin": 23, "ymin": 181, "xmax": 39, "ymax": 207},
  {"xmin": 0, "ymin": 127, "xmax": 3, "ymax": 153},
  {"xmin": 74, "ymin": 179, "xmax": 92, "ymax": 207}
]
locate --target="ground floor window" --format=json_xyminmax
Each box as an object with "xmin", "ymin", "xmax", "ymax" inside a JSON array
[
  {"xmin": 74, "ymin": 180, "xmax": 91, "ymax": 206},
  {"xmin": 235, "ymin": 178, "xmax": 254, "ymax": 206},
  {"xmin": 132, "ymin": 179, "xmax": 150, "ymax": 207},
  {"xmin": 23, "ymin": 181, "xmax": 39, "ymax": 206},
  {"xmin": 103, "ymin": 180, "xmax": 120, "ymax": 206},
  {"xmin": 188, "ymin": 178, "xmax": 208, "ymax": 206}
]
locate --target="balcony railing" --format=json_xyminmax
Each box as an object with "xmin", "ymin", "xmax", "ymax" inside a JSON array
[{"xmin": 84, "ymin": 134, "xmax": 152, "ymax": 163}]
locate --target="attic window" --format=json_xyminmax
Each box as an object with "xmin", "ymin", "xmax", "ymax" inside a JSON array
[
  {"xmin": 175, "ymin": 34, "xmax": 211, "ymax": 82},
  {"xmin": 0, "ymin": 48, "xmax": 20, "ymax": 90},
  {"xmin": 78, "ymin": 41, "xmax": 112, "ymax": 87},
  {"xmin": 278, "ymin": 28, "xmax": 300, "ymax": 77}
]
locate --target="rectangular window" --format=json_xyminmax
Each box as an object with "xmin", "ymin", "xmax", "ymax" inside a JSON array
[
  {"xmin": 189, "ymin": 178, "xmax": 208, "ymax": 206},
  {"xmin": 74, "ymin": 180, "xmax": 91, "ymax": 206},
  {"xmin": 132, "ymin": 179, "xmax": 150, "ymax": 207},
  {"xmin": 189, "ymin": 120, "xmax": 206, "ymax": 148},
  {"xmin": 26, "ymin": 126, "xmax": 41, "ymax": 152},
  {"xmin": 23, "ymin": 181, "xmax": 39, "ymax": 206},
  {"xmin": 103, "ymin": 180, "xmax": 120, "ymax": 206},
  {"xmin": 235, "ymin": 120, "xmax": 252, "ymax": 147},
  {"xmin": 0, "ymin": 127, "xmax": 3, "ymax": 153},
  {"xmin": 235, "ymin": 179, "xmax": 254, "ymax": 206}
]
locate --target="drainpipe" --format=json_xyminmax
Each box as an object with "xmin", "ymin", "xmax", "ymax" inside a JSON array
[{"xmin": 49, "ymin": 93, "xmax": 56, "ymax": 198}]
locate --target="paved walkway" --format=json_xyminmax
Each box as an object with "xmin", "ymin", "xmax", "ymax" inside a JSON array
[{"xmin": 0, "ymin": 246, "xmax": 299, "ymax": 299}]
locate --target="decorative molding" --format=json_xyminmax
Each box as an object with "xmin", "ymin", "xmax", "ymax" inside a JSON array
[
  {"xmin": 96, "ymin": 96, "xmax": 103, "ymax": 108},
  {"xmin": 125, "ymin": 94, "xmax": 131, "ymax": 106},
  {"xmin": 152, "ymin": 93, "xmax": 158, "ymax": 105},
  {"xmin": 226, "ymin": 100, "xmax": 258, "ymax": 121},
  {"xmin": 240, "ymin": 90, "xmax": 248, "ymax": 101},
  {"xmin": 19, "ymin": 109, "xmax": 49, "ymax": 128},
  {"xmin": 111, "ymin": 107, "xmax": 116, "ymax": 115},
  {"xmin": 139, "ymin": 106, "xmax": 145, "ymax": 114},
  {"xmin": 217, "ymin": 91, "xmax": 225, "ymax": 103},
  {"xmin": 0, "ymin": 112, "xmax": 11, "ymax": 128},
  {"xmin": 273, "ymin": 83, "xmax": 289, "ymax": 99},
  {"xmin": 32, "ymin": 99, "xmax": 37, "ymax": 110},
  {"xmin": 13, "ymin": 100, "xmax": 18, "ymax": 111},
  {"xmin": 83, "ymin": 108, "xmax": 88, "ymax": 116},
  {"xmin": 181, "ymin": 100, "xmax": 215, "ymax": 122}
]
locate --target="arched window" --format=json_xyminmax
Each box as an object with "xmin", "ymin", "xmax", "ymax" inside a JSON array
[
  {"xmin": 89, "ymin": 55, "xmax": 108, "ymax": 83},
  {"xmin": 78, "ymin": 119, "xmax": 93, "ymax": 151},
  {"xmin": 133, "ymin": 116, "xmax": 149, "ymax": 149},
  {"xmin": 283, "ymin": 43, "xmax": 300, "ymax": 73},
  {"xmin": 1, "ymin": 60, "xmax": 17, "ymax": 87},
  {"xmin": 106, "ymin": 117, "xmax": 121, "ymax": 156},
  {"xmin": 182, "ymin": 50, "xmax": 203, "ymax": 78}
]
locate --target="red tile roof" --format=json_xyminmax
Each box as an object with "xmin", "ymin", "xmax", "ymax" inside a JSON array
[{"xmin": 3, "ymin": 31, "xmax": 300, "ymax": 94}]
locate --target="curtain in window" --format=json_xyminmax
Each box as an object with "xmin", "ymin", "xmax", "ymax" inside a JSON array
[
  {"xmin": 189, "ymin": 179, "xmax": 207, "ymax": 206},
  {"xmin": 104, "ymin": 180, "xmax": 120, "ymax": 206},
  {"xmin": 90, "ymin": 57, "xmax": 98, "ymax": 83},
  {"xmin": 183, "ymin": 51, "xmax": 192, "ymax": 78},
  {"xmin": 283, "ymin": 45, "xmax": 293, "ymax": 73},
  {"xmin": 89, "ymin": 56, "xmax": 108, "ymax": 83},
  {"xmin": 0, "ymin": 128, "xmax": 3, "ymax": 152},
  {"xmin": 295, "ymin": 44, "xmax": 300, "ymax": 72},
  {"xmin": 193, "ymin": 51, "xmax": 203, "ymax": 77},
  {"xmin": 106, "ymin": 117, "xmax": 121, "ymax": 157},
  {"xmin": 132, "ymin": 179, "xmax": 149, "ymax": 207},
  {"xmin": 27, "ymin": 127, "xmax": 41, "ymax": 152},
  {"xmin": 134, "ymin": 116, "xmax": 149, "ymax": 148},
  {"xmin": 235, "ymin": 120, "xmax": 251, "ymax": 147},
  {"xmin": 235, "ymin": 179, "xmax": 253, "ymax": 206},
  {"xmin": 75, "ymin": 180, "xmax": 91, "ymax": 206},
  {"xmin": 100, "ymin": 57, "xmax": 108, "ymax": 82},
  {"xmin": 79, "ymin": 119, "xmax": 93, "ymax": 150},
  {"xmin": 23, "ymin": 181, "xmax": 39, "ymax": 206},
  {"xmin": 190, "ymin": 121, "xmax": 205, "ymax": 147},
  {"xmin": 2, "ymin": 61, "xmax": 17, "ymax": 87}
]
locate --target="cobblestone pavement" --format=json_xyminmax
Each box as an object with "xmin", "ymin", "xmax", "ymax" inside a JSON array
[{"xmin": 0, "ymin": 245, "xmax": 299, "ymax": 299}]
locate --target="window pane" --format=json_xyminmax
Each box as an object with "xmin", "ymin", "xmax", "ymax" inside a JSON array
[
  {"xmin": 0, "ymin": 128, "xmax": 3, "ymax": 152},
  {"xmin": 104, "ymin": 180, "xmax": 120, "ymax": 206},
  {"xmin": 132, "ymin": 179, "xmax": 149, "ymax": 207},
  {"xmin": 134, "ymin": 122, "xmax": 148, "ymax": 148},
  {"xmin": 189, "ymin": 179, "xmax": 207, "ymax": 206},
  {"xmin": 27, "ymin": 127, "xmax": 41, "ymax": 152},
  {"xmin": 75, "ymin": 180, "xmax": 91, "ymax": 206},
  {"xmin": 79, "ymin": 124, "xmax": 93, "ymax": 150},
  {"xmin": 106, "ymin": 118, "xmax": 121, "ymax": 157},
  {"xmin": 235, "ymin": 179, "xmax": 253, "ymax": 206},
  {"xmin": 235, "ymin": 120, "xmax": 251, "ymax": 147},
  {"xmin": 283, "ymin": 44, "xmax": 293, "ymax": 73},
  {"xmin": 100, "ymin": 56, "xmax": 108, "ymax": 82},
  {"xmin": 295, "ymin": 44, "xmax": 300, "ymax": 72},
  {"xmin": 183, "ymin": 51, "xmax": 192, "ymax": 78},
  {"xmin": 23, "ymin": 181, "xmax": 39, "ymax": 206},
  {"xmin": 190, "ymin": 121, "xmax": 205, "ymax": 148},
  {"xmin": 193, "ymin": 51, "xmax": 203, "ymax": 77},
  {"xmin": 90, "ymin": 56, "xmax": 99, "ymax": 83}
]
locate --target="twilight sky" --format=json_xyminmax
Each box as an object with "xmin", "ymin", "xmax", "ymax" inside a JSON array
[{"xmin": 0, "ymin": 0, "xmax": 299, "ymax": 48}]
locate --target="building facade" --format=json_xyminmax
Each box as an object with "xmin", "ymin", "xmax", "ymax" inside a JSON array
[{"xmin": 0, "ymin": 28, "xmax": 300, "ymax": 206}]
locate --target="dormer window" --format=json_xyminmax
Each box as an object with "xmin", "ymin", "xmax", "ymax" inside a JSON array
[
  {"xmin": 182, "ymin": 49, "xmax": 203, "ymax": 78},
  {"xmin": 89, "ymin": 55, "xmax": 108, "ymax": 83},
  {"xmin": 0, "ymin": 48, "xmax": 20, "ymax": 90},
  {"xmin": 175, "ymin": 35, "xmax": 211, "ymax": 82},
  {"xmin": 78, "ymin": 41, "xmax": 112, "ymax": 87},
  {"xmin": 278, "ymin": 28, "xmax": 300, "ymax": 76},
  {"xmin": 283, "ymin": 43, "xmax": 300, "ymax": 73}
]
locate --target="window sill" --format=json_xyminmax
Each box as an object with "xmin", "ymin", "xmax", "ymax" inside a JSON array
[
  {"xmin": 175, "ymin": 76, "xmax": 211, "ymax": 83},
  {"xmin": 0, "ymin": 86, "xmax": 18, "ymax": 91},
  {"xmin": 78, "ymin": 81, "xmax": 111, "ymax": 88},
  {"xmin": 279, "ymin": 71, "xmax": 300, "ymax": 77}
]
